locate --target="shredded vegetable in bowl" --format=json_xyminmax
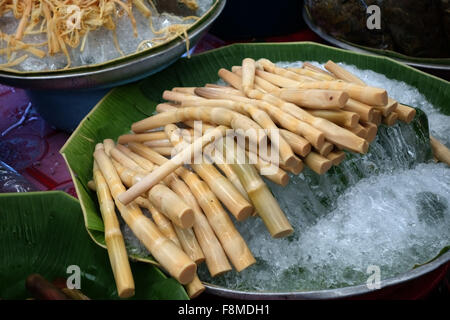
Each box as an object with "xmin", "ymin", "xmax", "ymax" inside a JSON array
[{"xmin": 0, "ymin": 0, "xmax": 214, "ymax": 72}]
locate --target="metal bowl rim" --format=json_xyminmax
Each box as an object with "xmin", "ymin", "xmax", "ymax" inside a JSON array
[
  {"xmin": 203, "ymin": 250, "xmax": 450, "ymax": 299},
  {"xmin": 0, "ymin": 0, "xmax": 226, "ymax": 81}
]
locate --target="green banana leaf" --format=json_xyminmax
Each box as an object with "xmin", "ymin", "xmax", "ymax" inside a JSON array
[
  {"xmin": 61, "ymin": 42, "xmax": 450, "ymax": 282},
  {"xmin": 0, "ymin": 191, "xmax": 188, "ymax": 300}
]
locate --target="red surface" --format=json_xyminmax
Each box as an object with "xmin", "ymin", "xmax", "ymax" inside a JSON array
[{"xmin": 0, "ymin": 30, "xmax": 448, "ymax": 299}]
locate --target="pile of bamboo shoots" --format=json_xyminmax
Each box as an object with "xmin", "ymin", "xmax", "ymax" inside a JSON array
[
  {"xmin": 89, "ymin": 58, "xmax": 433, "ymax": 299},
  {"xmin": 0, "ymin": 0, "xmax": 199, "ymax": 70}
]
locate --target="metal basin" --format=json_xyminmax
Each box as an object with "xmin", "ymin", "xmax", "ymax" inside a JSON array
[
  {"xmin": 0, "ymin": 0, "xmax": 225, "ymax": 131},
  {"xmin": 203, "ymin": 251, "xmax": 450, "ymax": 299}
]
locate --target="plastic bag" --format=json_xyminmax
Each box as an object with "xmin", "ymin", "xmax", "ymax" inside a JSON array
[{"xmin": 0, "ymin": 160, "xmax": 37, "ymax": 193}]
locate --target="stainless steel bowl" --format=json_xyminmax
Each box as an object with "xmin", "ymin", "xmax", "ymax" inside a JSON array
[
  {"xmin": 204, "ymin": 251, "xmax": 450, "ymax": 299},
  {"xmin": 0, "ymin": 0, "xmax": 226, "ymax": 90},
  {"xmin": 0, "ymin": 0, "xmax": 225, "ymax": 132}
]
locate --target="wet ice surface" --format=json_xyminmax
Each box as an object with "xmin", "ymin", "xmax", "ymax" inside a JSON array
[
  {"xmin": 198, "ymin": 62, "xmax": 450, "ymax": 291},
  {"xmin": 0, "ymin": 0, "xmax": 214, "ymax": 71}
]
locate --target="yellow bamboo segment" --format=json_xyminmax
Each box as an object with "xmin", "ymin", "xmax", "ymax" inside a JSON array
[
  {"xmin": 396, "ymin": 104, "xmax": 417, "ymax": 124},
  {"xmin": 304, "ymin": 151, "xmax": 333, "ymax": 175},
  {"xmin": 115, "ymin": 144, "xmax": 154, "ymax": 172},
  {"xmin": 324, "ymin": 60, "xmax": 366, "ymax": 86},
  {"xmin": 430, "ymin": 136, "xmax": 450, "ymax": 166},
  {"xmin": 343, "ymin": 99, "xmax": 375, "ymax": 122},
  {"xmin": 87, "ymin": 180, "xmax": 96, "ymax": 191},
  {"xmin": 93, "ymin": 161, "xmax": 135, "ymax": 298},
  {"xmin": 195, "ymin": 85, "xmax": 325, "ymax": 150},
  {"xmin": 147, "ymin": 184, "xmax": 195, "ymax": 229},
  {"xmin": 383, "ymin": 112, "xmax": 399, "ymax": 126},
  {"xmin": 280, "ymin": 155, "xmax": 304, "ymax": 175},
  {"xmin": 172, "ymin": 87, "xmax": 197, "ymax": 95},
  {"xmin": 316, "ymin": 141, "xmax": 334, "ymax": 157},
  {"xmin": 127, "ymin": 143, "xmax": 233, "ymax": 277},
  {"xmin": 110, "ymin": 147, "xmax": 148, "ymax": 173},
  {"xmin": 232, "ymin": 66, "xmax": 281, "ymax": 93},
  {"xmin": 308, "ymin": 109, "xmax": 360, "ymax": 128},
  {"xmin": 93, "ymin": 148, "xmax": 196, "ymax": 285},
  {"xmin": 165, "ymin": 124, "xmax": 254, "ymax": 221},
  {"xmin": 173, "ymin": 224, "xmax": 205, "ymax": 265},
  {"xmin": 205, "ymin": 83, "xmax": 246, "ymax": 96},
  {"xmin": 371, "ymin": 110, "xmax": 382, "ymax": 126},
  {"xmin": 118, "ymin": 126, "xmax": 227, "ymax": 205},
  {"xmin": 246, "ymin": 150, "xmax": 290, "ymax": 186},
  {"xmin": 143, "ymin": 146, "xmax": 173, "ymax": 156},
  {"xmin": 184, "ymin": 275, "xmax": 205, "ymax": 299},
  {"xmin": 111, "ymin": 157, "xmax": 194, "ymax": 229},
  {"xmin": 178, "ymin": 96, "xmax": 297, "ymax": 167},
  {"xmin": 279, "ymin": 129, "xmax": 312, "ymax": 157},
  {"xmin": 275, "ymin": 88, "xmax": 349, "ymax": 110},
  {"xmin": 134, "ymin": 197, "xmax": 181, "ymax": 248},
  {"xmin": 255, "ymin": 68, "xmax": 303, "ymax": 88},
  {"xmin": 350, "ymin": 124, "xmax": 368, "ymax": 139},
  {"xmin": 242, "ymin": 58, "xmax": 256, "ymax": 93},
  {"xmin": 103, "ymin": 139, "xmax": 116, "ymax": 156},
  {"xmin": 361, "ymin": 122, "xmax": 378, "ymax": 143},
  {"xmin": 118, "ymin": 131, "xmax": 168, "ymax": 144},
  {"xmin": 141, "ymin": 139, "xmax": 173, "ymax": 148},
  {"xmin": 326, "ymin": 150, "xmax": 346, "ymax": 166},
  {"xmin": 259, "ymin": 58, "xmax": 334, "ymax": 82}
]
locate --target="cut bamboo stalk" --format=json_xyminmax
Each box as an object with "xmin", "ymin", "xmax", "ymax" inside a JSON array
[
  {"xmin": 316, "ymin": 141, "xmax": 334, "ymax": 157},
  {"xmin": 308, "ymin": 109, "xmax": 359, "ymax": 128},
  {"xmin": 350, "ymin": 124, "xmax": 368, "ymax": 139},
  {"xmin": 206, "ymin": 83, "xmax": 246, "ymax": 96},
  {"xmin": 232, "ymin": 66, "xmax": 281, "ymax": 93},
  {"xmin": 343, "ymin": 98, "xmax": 375, "ymax": 122},
  {"xmin": 371, "ymin": 110, "xmax": 382, "ymax": 126},
  {"xmin": 218, "ymin": 70, "xmax": 368, "ymax": 153},
  {"xmin": 383, "ymin": 112, "xmax": 398, "ymax": 126},
  {"xmin": 147, "ymin": 184, "xmax": 195, "ymax": 229},
  {"xmin": 325, "ymin": 61, "xmax": 403, "ymax": 120},
  {"xmin": 118, "ymin": 126, "xmax": 227, "ymax": 205},
  {"xmin": 246, "ymin": 150, "xmax": 290, "ymax": 186},
  {"xmin": 115, "ymin": 144, "xmax": 154, "ymax": 172},
  {"xmin": 172, "ymin": 87, "xmax": 197, "ymax": 95},
  {"xmin": 223, "ymin": 141, "xmax": 293, "ymax": 238},
  {"xmin": 255, "ymin": 68, "xmax": 301, "ymax": 88},
  {"xmin": 178, "ymin": 97, "xmax": 297, "ymax": 167},
  {"xmin": 165, "ymin": 124, "xmax": 254, "ymax": 221},
  {"xmin": 302, "ymin": 62, "xmax": 335, "ymax": 79},
  {"xmin": 326, "ymin": 150, "xmax": 346, "ymax": 166},
  {"xmin": 127, "ymin": 142, "xmax": 232, "ymax": 277},
  {"xmin": 280, "ymin": 155, "xmax": 304, "ymax": 175},
  {"xmin": 259, "ymin": 58, "xmax": 332, "ymax": 82},
  {"xmin": 110, "ymin": 147, "xmax": 147, "ymax": 173},
  {"xmin": 118, "ymin": 131, "xmax": 167, "ymax": 144},
  {"xmin": 374, "ymin": 98, "xmax": 397, "ymax": 117},
  {"xmin": 94, "ymin": 148, "xmax": 196, "ymax": 285},
  {"xmin": 242, "ymin": 58, "xmax": 256, "ymax": 93},
  {"xmin": 361, "ymin": 122, "xmax": 378, "ymax": 143},
  {"xmin": 173, "ymin": 224, "xmax": 205, "ymax": 265},
  {"xmin": 135, "ymin": 197, "xmax": 181, "ymax": 248},
  {"xmin": 143, "ymin": 146, "xmax": 173, "ymax": 156},
  {"xmin": 290, "ymin": 81, "xmax": 388, "ymax": 106},
  {"xmin": 324, "ymin": 60, "xmax": 366, "ymax": 86},
  {"xmin": 430, "ymin": 136, "xmax": 450, "ymax": 166},
  {"xmin": 304, "ymin": 152, "xmax": 333, "ymax": 175},
  {"xmin": 275, "ymin": 88, "xmax": 349, "ymax": 110},
  {"xmin": 178, "ymin": 168, "xmax": 256, "ymax": 271},
  {"xmin": 103, "ymin": 139, "xmax": 116, "ymax": 156},
  {"xmin": 195, "ymin": 85, "xmax": 325, "ymax": 149},
  {"xmin": 279, "ymin": 129, "xmax": 312, "ymax": 157},
  {"xmin": 247, "ymin": 88, "xmax": 369, "ymax": 154},
  {"xmin": 93, "ymin": 161, "xmax": 135, "ymax": 298},
  {"xmin": 135, "ymin": 192, "xmax": 205, "ymax": 297},
  {"xmin": 141, "ymin": 139, "xmax": 173, "ymax": 148},
  {"xmin": 111, "ymin": 157, "xmax": 194, "ymax": 229},
  {"xmin": 87, "ymin": 180, "xmax": 96, "ymax": 191},
  {"xmin": 396, "ymin": 104, "xmax": 416, "ymax": 123}
]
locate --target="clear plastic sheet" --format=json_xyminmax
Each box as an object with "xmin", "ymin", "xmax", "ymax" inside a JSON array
[{"xmin": 0, "ymin": 160, "xmax": 37, "ymax": 193}]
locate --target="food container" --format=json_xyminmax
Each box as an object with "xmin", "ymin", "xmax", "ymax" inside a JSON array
[
  {"xmin": 61, "ymin": 42, "xmax": 450, "ymax": 299},
  {"xmin": 0, "ymin": 0, "xmax": 226, "ymax": 132}
]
